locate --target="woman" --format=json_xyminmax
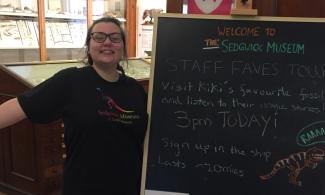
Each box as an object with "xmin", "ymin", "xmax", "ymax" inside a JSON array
[{"xmin": 0, "ymin": 17, "xmax": 148, "ymax": 195}]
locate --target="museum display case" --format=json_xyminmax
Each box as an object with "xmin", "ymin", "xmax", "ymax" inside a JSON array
[
  {"xmin": 0, "ymin": 0, "xmax": 136, "ymax": 63},
  {"xmin": 5, "ymin": 58, "xmax": 150, "ymax": 87},
  {"xmin": 0, "ymin": 58, "xmax": 150, "ymax": 195}
]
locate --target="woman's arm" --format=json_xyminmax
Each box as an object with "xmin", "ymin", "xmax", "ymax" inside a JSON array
[{"xmin": 0, "ymin": 98, "xmax": 27, "ymax": 129}]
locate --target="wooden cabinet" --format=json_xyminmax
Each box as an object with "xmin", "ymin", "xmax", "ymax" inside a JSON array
[
  {"xmin": 0, "ymin": 63, "xmax": 65, "ymax": 194},
  {"xmin": 0, "ymin": 59, "xmax": 150, "ymax": 194}
]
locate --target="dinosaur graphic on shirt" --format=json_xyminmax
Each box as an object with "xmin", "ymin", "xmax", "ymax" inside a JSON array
[{"xmin": 96, "ymin": 88, "xmax": 138, "ymax": 124}]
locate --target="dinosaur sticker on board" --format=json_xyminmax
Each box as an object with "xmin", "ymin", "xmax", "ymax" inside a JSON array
[{"xmin": 260, "ymin": 147, "xmax": 324, "ymax": 186}]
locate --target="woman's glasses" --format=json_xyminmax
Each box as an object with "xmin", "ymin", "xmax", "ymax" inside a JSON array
[{"xmin": 91, "ymin": 32, "xmax": 122, "ymax": 43}]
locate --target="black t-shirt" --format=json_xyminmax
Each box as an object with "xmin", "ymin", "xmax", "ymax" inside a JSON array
[{"xmin": 18, "ymin": 66, "xmax": 148, "ymax": 195}]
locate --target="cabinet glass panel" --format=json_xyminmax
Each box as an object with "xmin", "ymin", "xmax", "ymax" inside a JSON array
[
  {"xmin": 5, "ymin": 58, "xmax": 150, "ymax": 86},
  {"xmin": 92, "ymin": 0, "xmax": 126, "ymax": 22},
  {"xmin": 45, "ymin": 0, "xmax": 87, "ymax": 61},
  {"xmin": 6, "ymin": 61, "xmax": 85, "ymax": 86},
  {"xmin": 0, "ymin": 0, "xmax": 39, "ymax": 63}
]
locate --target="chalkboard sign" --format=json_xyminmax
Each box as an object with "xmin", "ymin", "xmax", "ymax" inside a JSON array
[{"xmin": 142, "ymin": 14, "xmax": 325, "ymax": 195}]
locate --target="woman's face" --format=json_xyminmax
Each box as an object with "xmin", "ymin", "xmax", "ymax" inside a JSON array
[{"xmin": 89, "ymin": 22, "xmax": 124, "ymax": 69}]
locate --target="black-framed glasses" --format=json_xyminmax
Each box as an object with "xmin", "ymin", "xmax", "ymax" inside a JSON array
[{"xmin": 90, "ymin": 32, "xmax": 122, "ymax": 43}]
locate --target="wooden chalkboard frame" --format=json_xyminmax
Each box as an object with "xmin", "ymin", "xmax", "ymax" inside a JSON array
[{"xmin": 142, "ymin": 13, "xmax": 325, "ymax": 195}]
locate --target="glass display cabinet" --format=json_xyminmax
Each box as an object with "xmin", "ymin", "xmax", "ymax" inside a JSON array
[
  {"xmin": 45, "ymin": 0, "xmax": 88, "ymax": 61},
  {"xmin": 0, "ymin": 58, "xmax": 150, "ymax": 195},
  {"xmin": 0, "ymin": 0, "xmax": 40, "ymax": 62},
  {"xmin": 0, "ymin": 0, "xmax": 136, "ymax": 63},
  {"xmin": 5, "ymin": 58, "xmax": 150, "ymax": 86}
]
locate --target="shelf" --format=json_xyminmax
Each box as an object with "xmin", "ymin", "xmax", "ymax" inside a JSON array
[
  {"xmin": 45, "ymin": 13, "xmax": 87, "ymax": 20},
  {"xmin": 0, "ymin": 11, "xmax": 37, "ymax": 17},
  {"xmin": 0, "ymin": 11, "xmax": 87, "ymax": 20}
]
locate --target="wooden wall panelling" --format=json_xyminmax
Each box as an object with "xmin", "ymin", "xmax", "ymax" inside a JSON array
[
  {"xmin": 255, "ymin": 0, "xmax": 325, "ymax": 17},
  {"xmin": 253, "ymin": 0, "xmax": 277, "ymax": 16},
  {"xmin": 322, "ymin": 1, "xmax": 325, "ymax": 17},
  {"xmin": 276, "ymin": 0, "xmax": 325, "ymax": 17},
  {"xmin": 166, "ymin": 0, "xmax": 183, "ymax": 13},
  {"xmin": 166, "ymin": 0, "xmax": 325, "ymax": 17}
]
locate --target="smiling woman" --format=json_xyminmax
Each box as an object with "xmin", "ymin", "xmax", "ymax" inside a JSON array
[
  {"xmin": 85, "ymin": 18, "xmax": 126, "ymax": 81},
  {"xmin": 0, "ymin": 16, "xmax": 148, "ymax": 195}
]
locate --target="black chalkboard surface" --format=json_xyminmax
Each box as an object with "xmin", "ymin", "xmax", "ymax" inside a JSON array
[{"xmin": 142, "ymin": 14, "xmax": 325, "ymax": 195}]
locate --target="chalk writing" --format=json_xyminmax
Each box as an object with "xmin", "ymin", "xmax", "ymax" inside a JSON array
[
  {"xmin": 299, "ymin": 88, "xmax": 325, "ymax": 101},
  {"xmin": 221, "ymin": 40, "xmax": 263, "ymax": 53},
  {"xmin": 204, "ymin": 38, "xmax": 220, "ymax": 48},
  {"xmin": 156, "ymin": 137, "xmax": 273, "ymax": 177},
  {"xmin": 174, "ymin": 111, "xmax": 213, "ymax": 130},
  {"xmin": 159, "ymin": 137, "xmax": 271, "ymax": 161},
  {"xmin": 161, "ymin": 95, "xmax": 183, "ymax": 105},
  {"xmin": 157, "ymin": 155, "xmax": 186, "ymax": 169},
  {"xmin": 250, "ymin": 148, "xmax": 272, "ymax": 162},
  {"xmin": 232, "ymin": 98, "xmax": 255, "ymax": 109},
  {"xmin": 260, "ymin": 102, "xmax": 289, "ymax": 114},
  {"xmin": 289, "ymin": 63, "xmax": 325, "ymax": 79},
  {"xmin": 160, "ymin": 80, "xmax": 232, "ymax": 94},
  {"xmin": 266, "ymin": 42, "xmax": 305, "ymax": 54},
  {"xmin": 239, "ymin": 84, "xmax": 291, "ymax": 97},
  {"xmin": 187, "ymin": 95, "xmax": 215, "ymax": 108},
  {"xmin": 290, "ymin": 104, "xmax": 321, "ymax": 114},
  {"xmin": 217, "ymin": 111, "xmax": 277, "ymax": 136},
  {"xmin": 230, "ymin": 145, "xmax": 246, "ymax": 156},
  {"xmin": 161, "ymin": 81, "xmax": 194, "ymax": 92},
  {"xmin": 161, "ymin": 137, "xmax": 190, "ymax": 157},
  {"xmin": 166, "ymin": 58, "xmax": 225, "ymax": 74},
  {"xmin": 217, "ymin": 26, "xmax": 260, "ymax": 37},
  {"xmin": 194, "ymin": 162, "xmax": 245, "ymax": 177},
  {"xmin": 231, "ymin": 61, "xmax": 279, "ymax": 76},
  {"xmin": 265, "ymin": 27, "xmax": 276, "ymax": 37}
]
